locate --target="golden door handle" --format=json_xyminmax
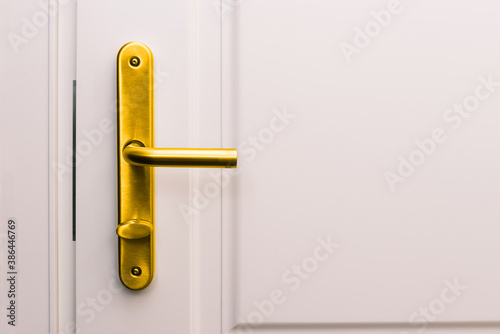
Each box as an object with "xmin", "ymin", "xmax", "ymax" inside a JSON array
[
  {"xmin": 116, "ymin": 41, "xmax": 237, "ymax": 290},
  {"xmin": 116, "ymin": 220, "xmax": 153, "ymax": 240},
  {"xmin": 123, "ymin": 143, "xmax": 237, "ymax": 168}
]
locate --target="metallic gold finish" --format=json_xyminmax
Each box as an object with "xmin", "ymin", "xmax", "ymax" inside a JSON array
[
  {"xmin": 123, "ymin": 143, "xmax": 237, "ymax": 168},
  {"xmin": 116, "ymin": 220, "xmax": 153, "ymax": 239},
  {"xmin": 117, "ymin": 42, "xmax": 155, "ymax": 290},
  {"xmin": 117, "ymin": 41, "xmax": 237, "ymax": 290}
]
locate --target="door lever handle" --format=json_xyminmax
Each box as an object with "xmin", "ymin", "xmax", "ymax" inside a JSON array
[
  {"xmin": 123, "ymin": 143, "xmax": 237, "ymax": 168},
  {"xmin": 117, "ymin": 41, "xmax": 237, "ymax": 290}
]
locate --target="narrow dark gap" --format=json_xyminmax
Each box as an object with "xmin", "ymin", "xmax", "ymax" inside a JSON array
[{"xmin": 72, "ymin": 80, "xmax": 76, "ymax": 241}]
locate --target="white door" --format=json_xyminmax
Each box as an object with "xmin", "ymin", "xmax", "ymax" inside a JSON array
[
  {"xmin": 1, "ymin": 0, "xmax": 54, "ymax": 332},
  {"xmin": 75, "ymin": 0, "xmax": 500, "ymax": 333}
]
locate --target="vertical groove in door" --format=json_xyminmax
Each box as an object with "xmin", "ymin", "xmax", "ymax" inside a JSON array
[
  {"xmin": 188, "ymin": 0, "xmax": 201, "ymax": 333},
  {"xmin": 219, "ymin": 0, "xmax": 224, "ymax": 332}
]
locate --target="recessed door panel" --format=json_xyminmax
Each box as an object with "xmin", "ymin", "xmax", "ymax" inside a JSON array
[{"xmin": 222, "ymin": 0, "xmax": 500, "ymax": 330}]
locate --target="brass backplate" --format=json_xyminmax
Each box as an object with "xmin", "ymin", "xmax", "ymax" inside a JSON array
[{"xmin": 117, "ymin": 42, "xmax": 155, "ymax": 290}]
